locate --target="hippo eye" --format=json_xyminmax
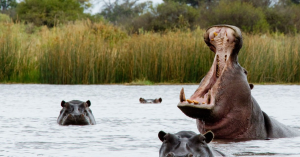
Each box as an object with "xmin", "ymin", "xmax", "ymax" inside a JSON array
[
  {"xmin": 163, "ymin": 137, "xmax": 167, "ymax": 142},
  {"xmin": 67, "ymin": 107, "xmax": 74, "ymax": 113}
]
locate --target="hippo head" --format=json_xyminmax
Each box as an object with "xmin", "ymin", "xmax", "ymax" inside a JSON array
[
  {"xmin": 139, "ymin": 97, "xmax": 162, "ymax": 103},
  {"xmin": 177, "ymin": 25, "xmax": 254, "ymax": 138},
  {"xmin": 158, "ymin": 131, "xmax": 215, "ymax": 157},
  {"xmin": 57, "ymin": 100, "xmax": 96, "ymax": 125}
]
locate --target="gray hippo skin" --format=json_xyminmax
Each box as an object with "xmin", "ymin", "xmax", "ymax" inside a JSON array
[
  {"xmin": 158, "ymin": 131, "xmax": 225, "ymax": 157},
  {"xmin": 139, "ymin": 97, "xmax": 162, "ymax": 103},
  {"xmin": 177, "ymin": 25, "xmax": 299, "ymax": 139},
  {"xmin": 57, "ymin": 100, "xmax": 96, "ymax": 125}
]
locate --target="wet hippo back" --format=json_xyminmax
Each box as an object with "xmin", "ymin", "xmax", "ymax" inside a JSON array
[{"xmin": 57, "ymin": 100, "xmax": 96, "ymax": 125}]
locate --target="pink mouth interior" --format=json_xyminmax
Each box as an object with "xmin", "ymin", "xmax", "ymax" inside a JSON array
[{"xmin": 180, "ymin": 27, "xmax": 236, "ymax": 106}]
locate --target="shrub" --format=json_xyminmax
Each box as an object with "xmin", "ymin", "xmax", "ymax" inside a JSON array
[
  {"xmin": 16, "ymin": 0, "xmax": 86, "ymax": 27},
  {"xmin": 265, "ymin": 4, "xmax": 300, "ymax": 34},
  {"xmin": 130, "ymin": 1, "xmax": 199, "ymax": 32},
  {"xmin": 199, "ymin": 0, "xmax": 269, "ymax": 33}
]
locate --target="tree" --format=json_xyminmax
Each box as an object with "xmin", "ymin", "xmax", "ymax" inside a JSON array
[
  {"xmin": 240, "ymin": 0, "xmax": 271, "ymax": 8},
  {"xmin": 130, "ymin": 1, "xmax": 199, "ymax": 32},
  {"xmin": 99, "ymin": 0, "xmax": 152, "ymax": 24},
  {"xmin": 291, "ymin": 0, "xmax": 300, "ymax": 4},
  {"xmin": 199, "ymin": 0, "xmax": 269, "ymax": 33},
  {"xmin": 16, "ymin": 0, "xmax": 88, "ymax": 27},
  {"xmin": 165, "ymin": 0, "xmax": 219, "ymax": 8},
  {"xmin": 265, "ymin": 2, "xmax": 300, "ymax": 33},
  {"xmin": 0, "ymin": 0, "xmax": 17, "ymax": 11}
]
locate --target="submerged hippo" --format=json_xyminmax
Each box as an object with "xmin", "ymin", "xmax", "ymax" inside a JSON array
[
  {"xmin": 158, "ymin": 131, "xmax": 225, "ymax": 157},
  {"xmin": 139, "ymin": 97, "xmax": 162, "ymax": 103},
  {"xmin": 57, "ymin": 100, "xmax": 96, "ymax": 125},
  {"xmin": 177, "ymin": 25, "xmax": 299, "ymax": 139}
]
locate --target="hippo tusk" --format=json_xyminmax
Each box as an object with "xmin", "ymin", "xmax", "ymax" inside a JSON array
[{"xmin": 180, "ymin": 88, "xmax": 186, "ymax": 102}]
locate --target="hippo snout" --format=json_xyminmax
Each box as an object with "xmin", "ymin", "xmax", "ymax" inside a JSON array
[
  {"xmin": 57, "ymin": 100, "xmax": 96, "ymax": 125},
  {"xmin": 159, "ymin": 131, "xmax": 225, "ymax": 157},
  {"xmin": 165, "ymin": 153, "xmax": 193, "ymax": 157}
]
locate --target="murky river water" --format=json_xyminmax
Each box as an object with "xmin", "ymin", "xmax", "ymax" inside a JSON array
[{"xmin": 0, "ymin": 84, "xmax": 299, "ymax": 157}]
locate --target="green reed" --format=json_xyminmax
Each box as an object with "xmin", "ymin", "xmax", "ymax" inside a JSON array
[
  {"xmin": 240, "ymin": 34, "xmax": 300, "ymax": 83},
  {"xmin": 0, "ymin": 20, "xmax": 299, "ymax": 84},
  {"xmin": 0, "ymin": 22, "xmax": 39, "ymax": 83}
]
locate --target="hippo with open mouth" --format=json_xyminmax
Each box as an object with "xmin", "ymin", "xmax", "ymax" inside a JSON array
[
  {"xmin": 57, "ymin": 100, "xmax": 96, "ymax": 125},
  {"xmin": 158, "ymin": 130, "xmax": 225, "ymax": 157},
  {"xmin": 177, "ymin": 25, "xmax": 299, "ymax": 139}
]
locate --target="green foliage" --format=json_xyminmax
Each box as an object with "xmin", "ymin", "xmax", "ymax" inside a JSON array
[
  {"xmin": 265, "ymin": 3, "xmax": 300, "ymax": 33},
  {"xmin": 16, "ymin": 0, "xmax": 86, "ymax": 27},
  {"xmin": 291, "ymin": 0, "xmax": 300, "ymax": 4},
  {"xmin": 199, "ymin": 0, "xmax": 269, "ymax": 33},
  {"xmin": 240, "ymin": 0, "xmax": 271, "ymax": 8},
  {"xmin": 100, "ymin": 0, "xmax": 151, "ymax": 24},
  {"xmin": 0, "ymin": 0, "xmax": 17, "ymax": 11},
  {"xmin": 131, "ymin": 1, "xmax": 199, "ymax": 32},
  {"xmin": 0, "ymin": 13, "xmax": 10, "ymax": 22},
  {"xmin": 165, "ymin": 0, "xmax": 219, "ymax": 7}
]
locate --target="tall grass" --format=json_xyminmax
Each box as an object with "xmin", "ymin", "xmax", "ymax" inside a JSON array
[
  {"xmin": 240, "ymin": 33, "xmax": 300, "ymax": 83},
  {"xmin": 0, "ymin": 19, "xmax": 299, "ymax": 84},
  {"xmin": 0, "ymin": 22, "xmax": 39, "ymax": 83}
]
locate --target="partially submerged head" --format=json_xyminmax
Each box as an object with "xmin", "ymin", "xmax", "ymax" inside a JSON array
[
  {"xmin": 158, "ymin": 131, "xmax": 215, "ymax": 157},
  {"xmin": 57, "ymin": 100, "xmax": 96, "ymax": 125},
  {"xmin": 139, "ymin": 97, "xmax": 162, "ymax": 103},
  {"xmin": 177, "ymin": 25, "xmax": 253, "ymax": 137}
]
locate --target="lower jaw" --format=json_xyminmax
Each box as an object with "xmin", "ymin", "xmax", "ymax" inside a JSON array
[{"xmin": 177, "ymin": 103, "xmax": 214, "ymax": 119}]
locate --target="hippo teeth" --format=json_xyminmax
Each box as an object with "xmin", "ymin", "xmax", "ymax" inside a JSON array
[
  {"xmin": 216, "ymin": 55, "xmax": 220, "ymax": 78},
  {"xmin": 186, "ymin": 99, "xmax": 192, "ymax": 103},
  {"xmin": 180, "ymin": 87, "xmax": 186, "ymax": 102},
  {"xmin": 207, "ymin": 90, "xmax": 211, "ymax": 104}
]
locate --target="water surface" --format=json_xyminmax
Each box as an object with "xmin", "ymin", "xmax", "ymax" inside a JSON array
[{"xmin": 0, "ymin": 84, "xmax": 299, "ymax": 156}]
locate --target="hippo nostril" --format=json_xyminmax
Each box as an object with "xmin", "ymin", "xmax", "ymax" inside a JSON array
[
  {"xmin": 68, "ymin": 114, "xmax": 73, "ymax": 118},
  {"xmin": 187, "ymin": 153, "xmax": 193, "ymax": 157},
  {"xmin": 166, "ymin": 152, "xmax": 175, "ymax": 157}
]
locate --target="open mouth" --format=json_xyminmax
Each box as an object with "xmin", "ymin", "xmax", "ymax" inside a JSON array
[{"xmin": 177, "ymin": 25, "xmax": 238, "ymax": 118}]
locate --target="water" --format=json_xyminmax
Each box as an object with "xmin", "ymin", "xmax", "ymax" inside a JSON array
[{"xmin": 0, "ymin": 84, "xmax": 300, "ymax": 157}]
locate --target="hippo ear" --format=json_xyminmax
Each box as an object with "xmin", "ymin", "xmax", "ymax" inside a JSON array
[
  {"xmin": 139, "ymin": 98, "xmax": 143, "ymax": 102},
  {"xmin": 249, "ymin": 84, "xmax": 254, "ymax": 90},
  {"xmin": 204, "ymin": 131, "xmax": 214, "ymax": 143},
  {"xmin": 158, "ymin": 131, "xmax": 167, "ymax": 142},
  {"xmin": 158, "ymin": 98, "xmax": 162, "ymax": 103},
  {"xmin": 86, "ymin": 100, "xmax": 91, "ymax": 107},
  {"xmin": 61, "ymin": 100, "xmax": 66, "ymax": 107}
]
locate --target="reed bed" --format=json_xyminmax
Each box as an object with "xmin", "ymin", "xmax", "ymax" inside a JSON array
[{"xmin": 0, "ymin": 20, "xmax": 299, "ymax": 84}]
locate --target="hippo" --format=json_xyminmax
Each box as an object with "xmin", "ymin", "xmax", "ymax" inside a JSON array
[
  {"xmin": 158, "ymin": 130, "xmax": 225, "ymax": 157},
  {"xmin": 177, "ymin": 25, "xmax": 299, "ymax": 139},
  {"xmin": 139, "ymin": 97, "xmax": 162, "ymax": 103},
  {"xmin": 57, "ymin": 100, "xmax": 96, "ymax": 125}
]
